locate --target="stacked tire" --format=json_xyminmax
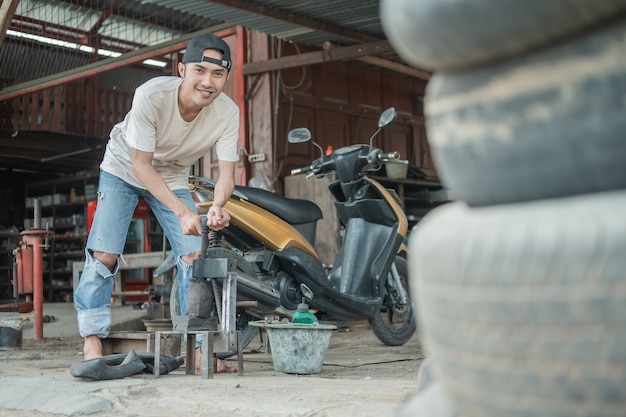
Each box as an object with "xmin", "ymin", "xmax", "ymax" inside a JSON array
[{"xmin": 381, "ymin": 2, "xmax": 626, "ymax": 417}]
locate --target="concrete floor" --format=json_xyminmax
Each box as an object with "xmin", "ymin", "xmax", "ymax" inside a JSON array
[
  {"xmin": 18, "ymin": 302, "xmax": 150, "ymax": 340},
  {"xmin": 0, "ymin": 304, "xmax": 422, "ymax": 417}
]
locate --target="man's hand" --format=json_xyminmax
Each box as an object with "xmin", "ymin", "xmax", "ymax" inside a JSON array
[
  {"xmin": 132, "ymin": 148, "xmax": 205, "ymax": 236},
  {"xmin": 207, "ymin": 205, "xmax": 230, "ymax": 231},
  {"xmin": 180, "ymin": 210, "xmax": 203, "ymax": 236}
]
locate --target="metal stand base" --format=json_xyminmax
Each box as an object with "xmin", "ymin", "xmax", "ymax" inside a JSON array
[
  {"xmin": 153, "ymin": 224, "xmax": 244, "ymax": 379},
  {"xmin": 154, "ymin": 330, "xmax": 244, "ymax": 379}
]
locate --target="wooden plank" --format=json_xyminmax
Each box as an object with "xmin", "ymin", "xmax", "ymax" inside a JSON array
[
  {"xmin": 311, "ymin": 60, "xmax": 348, "ymax": 102},
  {"xmin": 16, "ymin": 95, "xmax": 25, "ymax": 130},
  {"xmin": 53, "ymin": 86, "xmax": 63, "ymax": 131},
  {"xmin": 72, "ymin": 83, "xmax": 80, "ymax": 132},
  {"xmin": 108, "ymin": 330, "xmax": 152, "ymax": 339},
  {"xmin": 316, "ymin": 109, "xmax": 351, "ymax": 150},
  {"xmin": 27, "ymin": 93, "xmax": 33, "ymax": 130},
  {"xmin": 40, "ymin": 89, "xmax": 51, "ymax": 130},
  {"xmin": 87, "ymin": 83, "xmax": 94, "ymax": 134},
  {"xmin": 98, "ymin": 88, "xmax": 106, "ymax": 136},
  {"xmin": 246, "ymin": 31, "xmax": 273, "ymax": 187},
  {"xmin": 358, "ymin": 56, "xmax": 431, "ymax": 81},
  {"xmin": 284, "ymin": 175, "xmax": 339, "ymax": 266},
  {"xmin": 84, "ymin": 79, "xmax": 92, "ymax": 136},
  {"xmin": 103, "ymin": 331, "xmax": 181, "ymax": 356},
  {"xmin": 243, "ymin": 40, "xmax": 394, "ymax": 75},
  {"xmin": 348, "ymin": 64, "xmax": 381, "ymax": 108},
  {"xmin": 11, "ymin": 95, "xmax": 19, "ymax": 129},
  {"xmin": 30, "ymin": 92, "xmax": 39, "ymax": 130},
  {"xmin": 103, "ymin": 89, "xmax": 111, "ymax": 133},
  {"xmin": 65, "ymin": 85, "xmax": 74, "ymax": 132},
  {"xmin": 0, "ymin": 99, "xmax": 11, "ymax": 129},
  {"xmin": 73, "ymin": 251, "xmax": 172, "ymax": 295}
]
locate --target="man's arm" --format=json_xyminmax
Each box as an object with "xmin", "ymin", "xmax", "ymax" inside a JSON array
[
  {"xmin": 132, "ymin": 148, "xmax": 202, "ymax": 235},
  {"xmin": 207, "ymin": 159, "xmax": 236, "ymax": 230}
]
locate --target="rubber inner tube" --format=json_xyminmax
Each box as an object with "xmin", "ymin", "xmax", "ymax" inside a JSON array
[{"xmin": 70, "ymin": 349, "xmax": 184, "ymax": 380}]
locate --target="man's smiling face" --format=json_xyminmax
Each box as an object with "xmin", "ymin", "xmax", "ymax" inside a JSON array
[{"xmin": 178, "ymin": 48, "xmax": 229, "ymax": 109}]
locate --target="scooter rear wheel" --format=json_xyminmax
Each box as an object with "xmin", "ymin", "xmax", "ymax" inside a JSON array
[{"xmin": 369, "ymin": 256, "xmax": 416, "ymax": 346}]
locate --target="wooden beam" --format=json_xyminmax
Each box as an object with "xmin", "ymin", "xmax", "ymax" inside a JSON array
[
  {"xmin": 0, "ymin": 0, "xmax": 20, "ymax": 46},
  {"xmin": 358, "ymin": 56, "xmax": 431, "ymax": 81},
  {"xmin": 243, "ymin": 40, "xmax": 394, "ymax": 75},
  {"xmin": 0, "ymin": 25, "xmax": 233, "ymax": 102},
  {"xmin": 78, "ymin": 0, "xmax": 121, "ymax": 46},
  {"xmin": 204, "ymin": 0, "xmax": 379, "ymax": 44}
]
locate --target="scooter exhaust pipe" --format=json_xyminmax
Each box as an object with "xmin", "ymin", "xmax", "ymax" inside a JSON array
[{"xmin": 236, "ymin": 271, "xmax": 282, "ymax": 308}]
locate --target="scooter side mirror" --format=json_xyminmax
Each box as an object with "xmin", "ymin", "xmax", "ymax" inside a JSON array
[
  {"xmin": 369, "ymin": 107, "xmax": 399, "ymax": 147},
  {"xmin": 288, "ymin": 128, "xmax": 312, "ymax": 144},
  {"xmin": 378, "ymin": 107, "xmax": 397, "ymax": 128}
]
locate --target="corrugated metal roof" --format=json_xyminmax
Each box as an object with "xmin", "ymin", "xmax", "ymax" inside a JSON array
[
  {"xmin": 1, "ymin": 0, "xmax": 397, "ymax": 91},
  {"xmin": 0, "ymin": 0, "xmax": 417, "ymax": 175},
  {"xmin": 11, "ymin": 0, "xmax": 385, "ymax": 49},
  {"xmin": 139, "ymin": 0, "xmax": 384, "ymax": 45}
]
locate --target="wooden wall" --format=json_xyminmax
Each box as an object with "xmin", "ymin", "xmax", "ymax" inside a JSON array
[
  {"xmin": 273, "ymin": 42, "xmax": 434, "ymax": 192},
  {"xmin": 1, "ymin": 79, "xmax": 132, "ymax": 138},
  {"xmin": 284, "ymin": 175, "xmax": 339, "ymax": 265},
  {"xmin": 0, "ymin": 30, "xmax": 434, "ymax": 194}
]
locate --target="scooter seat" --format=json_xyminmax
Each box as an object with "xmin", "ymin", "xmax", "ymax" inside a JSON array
[
  {"xmin": 235, "ymin": 185, "xmax": 323, "ymax": 225},
  {"xmin": 190, "ymin": 175, "xmax": 323, "ymax": 225}
]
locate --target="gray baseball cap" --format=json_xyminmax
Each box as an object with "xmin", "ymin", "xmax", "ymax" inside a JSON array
[{"xmin": 182, "ymin": 33, "xmax": 232, "ymax": 71}]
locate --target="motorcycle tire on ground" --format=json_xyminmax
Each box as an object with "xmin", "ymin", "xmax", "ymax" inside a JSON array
[
  {"xmin": 425, "ymin": 19, "xmax": 626, "ymax": 206},
  {"xmin": 409, "ymin": 191, "xmax": 626, "ymax": 417},
  {"xmin": 368, "ymin": 256, "xmax": 416, "ymax": 346},
  {"xmin": 381, "ymin": 0, "xmax": 626, "ymax": 71},
  {"xmin": 170, "ymin": 248, "xmax": 259, "ymax": 358}
]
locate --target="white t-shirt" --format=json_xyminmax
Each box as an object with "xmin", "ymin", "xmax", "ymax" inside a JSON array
[{"xmin": 100, "ymin": 76, "xmax": 239, "ymax": 190}]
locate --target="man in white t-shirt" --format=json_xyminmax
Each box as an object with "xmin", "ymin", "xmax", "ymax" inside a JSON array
[{"xmin": 74, "ymin": 33, "xmax": 239, "ymax": 373}]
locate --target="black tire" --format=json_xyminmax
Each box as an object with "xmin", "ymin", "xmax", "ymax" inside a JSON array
[
  {"xmin": 278, "ymin": 273, "xmax": 302, "ymax": 311},
  {"xmin": 369, "ymin": 256, "xmax": 416, "ymax": 346},
  {"xmin": 409, "ymin": 191, "xmax": 626, "ymax": 417},
  {"xmin": 170, "ymin": 248, "xmax": 259, "ymax": 357},
  {"xmin": 381, "ymin": 0, "xmax": 626, "ymax": 71},
  {"xmin": 425, "ymin": 20, "xmax": 626, "ymax": 206}
]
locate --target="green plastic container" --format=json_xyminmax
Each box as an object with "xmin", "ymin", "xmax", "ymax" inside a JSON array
[{"xmin": 291, "ymin": 299, "xmax": 318, "ymax": 325}]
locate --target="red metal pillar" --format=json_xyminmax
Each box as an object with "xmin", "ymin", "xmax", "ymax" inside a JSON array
[
  {"xmin": 20, "ymin": 231, "xmax": 50, "ymax": 339},
  {"xmin": 19, "ymin": 199, "xmax": 52, "ymax": 340}
]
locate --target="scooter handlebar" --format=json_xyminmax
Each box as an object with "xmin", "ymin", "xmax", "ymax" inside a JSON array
[
  {"xmin": 368, "ymin": 149, "xmax": 400, "ymax": 165},
  {"xmin": 381, "ymin": 151, "xmax": 400, "ymax": 161},
  {"xmin": 290, "ymin": 165, "xmax": 313, "ymax": 175},
  {"xmin": 292, "ymin": 149, "xmax": 401, "ymax": 176}
]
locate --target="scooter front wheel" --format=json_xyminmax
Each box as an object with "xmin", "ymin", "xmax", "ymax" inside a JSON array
[{"xmin": 369, "ymin": 256, "xmax": 416, "ymax": 346}]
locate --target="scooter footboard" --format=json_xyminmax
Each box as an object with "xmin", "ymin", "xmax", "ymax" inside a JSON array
[{"xmin": 274, "ymin": 248, "xmax": 382, "ymax": 320}]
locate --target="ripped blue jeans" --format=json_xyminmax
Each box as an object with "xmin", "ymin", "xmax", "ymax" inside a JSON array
[{"xmin": 74, "ymin": 171, "xmax": 200, "ymax": 339}]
